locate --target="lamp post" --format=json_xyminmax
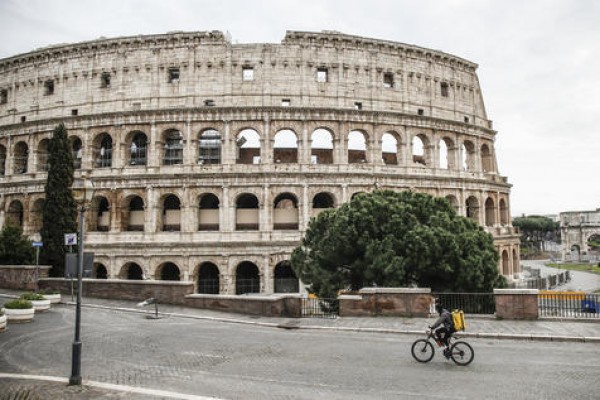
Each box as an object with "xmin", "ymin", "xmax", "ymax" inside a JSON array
[{"xmin": 69, "ymin": 175, "xmax": 94, "ymax": 386}]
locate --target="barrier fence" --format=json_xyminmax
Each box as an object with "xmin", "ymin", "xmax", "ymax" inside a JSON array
[
  {"xmin": 433, "ymin": 293, "xmax": 496, "ymax": 314},
  {"xmin": 538, "ymin": 292, "xmax": 600, "ymax": 318}
]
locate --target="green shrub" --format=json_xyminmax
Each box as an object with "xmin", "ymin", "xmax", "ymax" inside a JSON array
[
  {"xmin": 39, "ymin": 288, "xmax": 60, "ymax": 295},
  {"xmin": 0, "ymin": 308, "xmax": 4, "ymax": 316},
  {"xmin": 20, "ymin": 292, "xmax": 45, "ymax": 301},
  {"xmin": 4, "ymin": 299, "xmax": 33, "ymax": 309}
]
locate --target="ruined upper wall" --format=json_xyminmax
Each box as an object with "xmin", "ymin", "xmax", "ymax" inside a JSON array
[{"xmin": 0, "ymin": 30, "xmax": 490, "ymax": 129}]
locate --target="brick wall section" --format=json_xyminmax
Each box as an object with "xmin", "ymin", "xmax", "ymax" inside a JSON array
[
  {"xmin": 339, "ymin": 288, "xmax": 433, "ymax": 317},
  {"xmin": 185, "ymin": 294, "xmax": 302, "ymax": 317},
  {"xmin": 0, "ymin": 265, "xmax": 51, "ymax": 291},
  {"xmin": 494, "ymin": 289, "xmax": 539, "ymax": 319},
  {"xmin": 39, "ymin": 278, "xmax": 194, "ymax": 305}
]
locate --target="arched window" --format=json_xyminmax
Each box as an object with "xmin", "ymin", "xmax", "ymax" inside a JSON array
[
  {"xmin": 236, "ymin": 129, "xmax": 261, "ymax": 164},
  {"xmin": 445, "ymin": 195, "xmax": 459, "ymax": 214},
  {"xmin": 30, "ymin": 199, "xmax": 45, "ymax": 233},
  {"xmin": 92, "ymin": 197, "xmax": 110, "ymax": 232},
  {"xmin": 382, "ymin": 133, "xmax": 398, "ymax": 165},
  {"xmin": 163, "ymin": 130, "xmax": 184, "ymax": 165},
  {"xmin": 273, "ymin": 129, "xmax": 298, "ymax": 163},
  {"xmin": 7, "ymin": 200, "xmax": 24, "ymax": 227},
  {"xmin": 273, "ymin": 193, "xmax": 299, "ymax": 230},
  {"xmin": 198, "ymin": 129, "xmax": 221, "ymax": 165},
  {"xmin": 14, "ymin": 142, "xmax": 28, "ymax": 174},
  {"xmin": 197, "ymin": 262, "xmax": 220, "ymax": 294},
  {"xmin": 94, "ymin": 263, "xmax": 108, "ymax": 279},
  {"xmin": 466, "ymin": 196, "xmax": 479, "ymax": 223},
  {"xmin": 162, "ymin": 195, "xmax": 181, "ymax": 231},
  {"xmin": 235, "ymin": 261, "xmax": 260, "ymax": 294},
  {"xmin": 37, "ymin": 139, "xmax": 50, "ymax": 172},
  {"xmin": 412, "ymin": 135, "xmax": 428, "ymax": 166},
  {"xmin": 348, "ymin": 130, "xmax": 367, "ymax": 163},
  {"xmin": 129, "ymin": 132, "xmax": 148, "ymax": 166},
  {"xmin": 481, "ymin": 144, "xmax": 493, "ymax": 173},
  {"xmin": 70, "ymin": 137, "xmax": 82, "ymax": 169},
  {"xmin": 122, "ymin": 262, "xmax": 144, "ymax": 280},
  {"xmin": 94, "ymin": 134, "xmax": 113, "ymax": 168},
  {"xmin": 312, "ymin": 192, "xmax": 335, "ymax": 218},
  {"xmin": 157, "ymin": 262, "xmax": 180, "ymax": 281},
  {"xmin": 499, "ymin": 199, "xmax": 508, "ymax": 225},
  {"xmin": 274, "ymin": 261, "xmax": 299, "ymax": 293},
  {"xmin": 126, "ymin": 196, "xmax": 145, "ymax": 231},
  {"xmin": 502, "ymin": 250, "xmax": 510, "ymax": 275},
  {"xmin": 0, "ymin": 144, "xmax": 6, "ymax": 175},
  {"xmin": 439, "ymin": 137, "xmax": 456, "ymax": 170},
  {"xmin": 485, "ymin": 197, "xmax": 495, "ymax": 227},
  {"xmin": 198, "ymin": 193, "xmax": 219, "ymax": 231},
  {"xmin": 461, "ymin": 141, "xmax": 476, "ymax": 171},
  {"xmin": 236, "ymin": 193, "xmax": 259, "ymax": 230},
  {"xmin": 311, "ymin": 129, "xmax": 333, "ymax": 164}
]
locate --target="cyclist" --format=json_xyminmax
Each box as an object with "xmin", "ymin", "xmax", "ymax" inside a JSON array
[{"xmin": 429, "ymin": 302, "xmax": 455, "ymax": 359}]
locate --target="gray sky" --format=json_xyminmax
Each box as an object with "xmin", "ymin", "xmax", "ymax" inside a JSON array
[{"xmin": 1, "ymin": 0, "xmax": 599, "ymax": 217}]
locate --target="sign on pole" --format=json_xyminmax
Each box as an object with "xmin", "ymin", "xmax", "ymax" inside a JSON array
[
  {"xmin": 32, "ymin": 241, "xmax": 43, "ymax": 248},
  {"xmin": 65, "ymin": 233, "xmax": 77, "ymax": 246}
]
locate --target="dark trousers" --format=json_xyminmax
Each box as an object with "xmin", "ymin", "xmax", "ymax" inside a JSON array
[{"xmin": 434, "ymin": 326, "xmax": 455, "ymax": 347}]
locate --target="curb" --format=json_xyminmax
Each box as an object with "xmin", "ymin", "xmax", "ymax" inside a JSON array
[{"xmin": 65, "ymin": 300, "xmax": 600, "ymax": 344}]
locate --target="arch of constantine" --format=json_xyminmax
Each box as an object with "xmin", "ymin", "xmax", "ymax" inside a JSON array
[{"xmin": 0, "ymin": 30, "xmax": 520, "ymax": 294}]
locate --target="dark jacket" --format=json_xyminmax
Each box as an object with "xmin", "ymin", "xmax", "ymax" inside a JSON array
[{"xmin": 430, "ymin": 309, "xmax": 453, "ymax": 330}]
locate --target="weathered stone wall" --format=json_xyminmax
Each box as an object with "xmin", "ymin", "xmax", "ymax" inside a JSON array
[
  {"xmin": 0, "ymin": 265, "xmax": 50, "ymax": 291},
  {"xmin": 494, "ymin": 289, "xmax": 539, "ymax": 320},
  {"xmin": 184, "ymin": 294, "xmax": 302, "ymax": 317},
  {"xmin": 339, "ymin": 288, "xmax": 433, "ymax": 317}
]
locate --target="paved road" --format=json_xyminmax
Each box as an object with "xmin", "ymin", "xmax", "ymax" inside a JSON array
[
  {"xmin": 522, "ymin": 259, "xmax": 600, "ymax": 292},
  {"xmin": 1, "ymin": 305, "xmax": 598, "ymax": 399}
]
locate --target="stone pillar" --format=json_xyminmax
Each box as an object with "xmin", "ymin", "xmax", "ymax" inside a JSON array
[{"xmin": 494, "ymin": 289, "xmax": 539, "ymax": 320}]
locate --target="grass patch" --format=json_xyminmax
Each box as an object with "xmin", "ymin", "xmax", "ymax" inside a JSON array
[{"xmin": 546, "ymin": 263, "xmax": 600, "ymax": 275}]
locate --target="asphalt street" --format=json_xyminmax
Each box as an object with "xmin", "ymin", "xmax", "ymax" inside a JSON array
[{"xmin": 1, "ymin": 304, "xmax": 598, "ymax": 400}]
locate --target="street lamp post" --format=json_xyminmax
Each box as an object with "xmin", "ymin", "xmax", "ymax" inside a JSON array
[{"xmin": 69, "ymin": 175, "xmax": 94, "ymax": 386}]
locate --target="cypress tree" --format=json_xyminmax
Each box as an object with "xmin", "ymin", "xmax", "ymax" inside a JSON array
[{"xmin": 40, "ymin": 123, "xmax": 77, "ymax": 276}]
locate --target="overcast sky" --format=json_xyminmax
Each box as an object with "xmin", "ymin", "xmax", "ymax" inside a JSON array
[{"xmin": 1, "ymin": 0, "xmax": 599, "ymax": 217}]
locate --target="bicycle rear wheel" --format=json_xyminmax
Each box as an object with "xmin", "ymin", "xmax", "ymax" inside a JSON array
[
  {"xmin": 449, "ymin": 341, "xmax": 474, "ymax": 366},
  {"xmin": 411, "ymin": 339, "xmax": 434, "ymax": 363}
]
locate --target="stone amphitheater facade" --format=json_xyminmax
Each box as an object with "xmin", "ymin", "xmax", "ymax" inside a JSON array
[{"xmin": 0, "ymin": 30, "xmax": 520, "ymax": 294}]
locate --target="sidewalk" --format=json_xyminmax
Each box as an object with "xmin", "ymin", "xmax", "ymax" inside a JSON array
[{"xmin": 1, "ymin": 289, "xmax": 599, "ymax": 343}]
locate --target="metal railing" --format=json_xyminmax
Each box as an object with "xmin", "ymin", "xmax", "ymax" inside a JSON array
[
  {"xmin": 538, "ymin": 292, "xmax": 600, "ymax": 318},
  {"xmin": 433, "ymin": 293, "xmax": 496, "ymax": 314},
  {"xmin": 301, "ymin": 298, "xmax": 339, "ymax": 318}
]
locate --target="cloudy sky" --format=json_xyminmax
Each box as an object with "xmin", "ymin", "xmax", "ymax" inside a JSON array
[{"xmin": 1, "ymin": 0, "xmax": 598, "ymax": 217}]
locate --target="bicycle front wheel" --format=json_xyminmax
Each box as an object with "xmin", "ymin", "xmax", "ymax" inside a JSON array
[
  {"xmin": 411, "ymin": 339, "xmax": 435, "ymax": 363},
  {"xmin": 449, "ymin": 341, "xmax": 474, "ymax": 366}
]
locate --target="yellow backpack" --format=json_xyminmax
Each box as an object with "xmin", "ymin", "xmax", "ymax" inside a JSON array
[{"xmin": 451, "ymin": 309, "xmax": 466, "ymax": 331}]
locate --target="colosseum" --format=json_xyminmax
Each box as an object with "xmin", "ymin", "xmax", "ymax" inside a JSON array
[{"xmin": 0, "ymin": 30, "xmax": 520, "ymax": 295}]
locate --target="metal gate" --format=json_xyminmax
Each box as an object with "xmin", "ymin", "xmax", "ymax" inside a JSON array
[{"xmin": 301, "ymin": 298, "xmax": 339, "ymax": 318}]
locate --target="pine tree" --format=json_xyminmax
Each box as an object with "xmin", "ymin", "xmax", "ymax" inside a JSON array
[
  {"xmin": 40, "ymin": 123, "xmax": 77, "ymax": 276},
  {"xmin": 0, "ymin": 225, "xmax": 35, "ymax": 265}
]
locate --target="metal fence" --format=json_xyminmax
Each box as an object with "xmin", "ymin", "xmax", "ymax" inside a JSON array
[
  {"xmin": 301, "ymin": 298, "xmax": 339, "ymax": 318},
  {"xmin": 538, "ymin": 292, "xmax": 600, "ymax": 319},
  {"xmin": 433, "ymin": 293, "xmax": 496, "ymax": 314}
]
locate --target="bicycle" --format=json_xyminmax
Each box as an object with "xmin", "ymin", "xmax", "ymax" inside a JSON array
[{"xmin": 411, "ymin": 330, "xmax": 475, "ymax": 366}]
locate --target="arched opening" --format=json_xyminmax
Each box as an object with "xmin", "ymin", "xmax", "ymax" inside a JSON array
[
  {"xmin": 235, "ymin": 261, "xmax": 260, "ymax": 294},
  {"xmin": 30, "ymin": 199, "xmax": 44, "ymax": 233},
  {"xmin": 126, "ymin": 196, "xmax": 145, "ymax": 231},
  {"xmin": 273, "ymin": 193, "xmax": 299, "ymax": 230},
  {"xmin": 502, "ymin": 250, "xmax": 510, "ymax": 275},
  {"xmin": 121, "ymin": 262, "xmax": 144, "ymax": 280},
  {"xmin": 94, "ymin": 133, "xmax": 113, "ymax": 168},
  {"xmin": 311, "ymin": 129, "xmax": 333, "ymax": 164},
  {"xmin": 445, "ymin": 195, "xmax": 459, "ymax": 214},
  {"xmin": 461, "ymin": 141, "xmax": 476, "ymax": 171},
  {"xmin": 348, "ymin": 130, "xmax": 367, "ymax": 163},
  {"xmin": 163, "ymin": 129, "xmax": 184, "ymax": 165},
  {"xmin": 274, "ymin": 261, "xmax": 299, "ymax": 293},
  {"xmin": 236, "ymin": 193, "xmax": 259, "ymax": 230},
  {"xmin": 273, "ymin": 129, "xmax": 298, "ymax": 163},
  {"xmin": 162, "ymin": 195, "xmax": 181, "ymax": 231},
  {"xmin": 14, "ymin": 141, "xmax": 28, "ymax": 174},
  {"xmin": 36, "ymin": 139, "xmax": 50, "ymax": 172},
  {"xmin": 466, "ymin": 196, "xmax": 479, "ymax": 223},
  {"xmin": 198, "ymin": 193, "xmax": 220, "ymax": 231},
  {"xmin": 439, "ymin": 137, "xmax": 456, "ymax": 170},
  {"xmin": 197, "ymin": 262, "xmax": 220, "ymax": 294},
  {"xmin": 481, "ymin": 144, "xmax": 493, "ymax": 173},
  {"xmin": 198, "ymin": 129, "xmax": 221, "ymax": 164},
  {"xmin": 499, "ymin": 199, "xmax": 508, "ymax": 225},
  {"xmin": 6, "ymin": 200, "xmax": 24, "ymax": 227},
  {"xmin": 91, "ymin": 197, "xmax": 110, "ymax": 232},
  {"xmin": 70, "ymin": 137, "xmax": 83, "ymax": 169},
  {"xmin": 485, "ymin": 197, "xmax": 495, "ymax": 227},
  {"xmin": 412, "ymin": 135, "xmax": 428, "ymax": 166},
  {"xmin": 351, "ymin": 192, "xmax": 366, "ymax": 201},
  {"xmin": 94, "ymin": 263, "xmax": 108, "ymax": 279},
  {"xmin": 570, "ymin": 244, "xmax": 581, "ymax": 261},
  {"xmin": 587, "ymin": 234, "xmax": 600, "ymax": 255},
  {"xmin": 236, "ymin": 129, "xmax": 261, "ymax": 164},
  {"xmin": 312, "ymin": 192, "xmax": 335, "ymax": 218},
  {"xmin": 382, "ymin": 133, "xmax": 398, "ymax": 165},
  {"xmin": 0, "ymin": 144, "xmax": 6, "ymax": 175},
  {"xmin": 157, "ymin": 262, "xmax": 181, "ymax": 281},
  {"xmin": 129, "ymin": 131, "xmax": 148, "ymax": 166}
]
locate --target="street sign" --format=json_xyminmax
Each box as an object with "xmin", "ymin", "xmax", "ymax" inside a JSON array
[
  {"xmin": 65, "ymin": 233, "xmax": 77, "ymax": 246},
  {"xmin": 32, "ymin": 241, "xmax": 43, "ymax": 247}
]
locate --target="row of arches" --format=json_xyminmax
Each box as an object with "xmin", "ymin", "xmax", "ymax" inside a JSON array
[
  {"xmin": 4, "ymin": 190, "xmax": 509, "ymax": 234},
  {"xmin": 92, "ymin": 260, "xmax": 299, "ymax": 295},
  {"xmin": 0, "ymin": 125, "xmax": 496, "ymax": 175}
]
